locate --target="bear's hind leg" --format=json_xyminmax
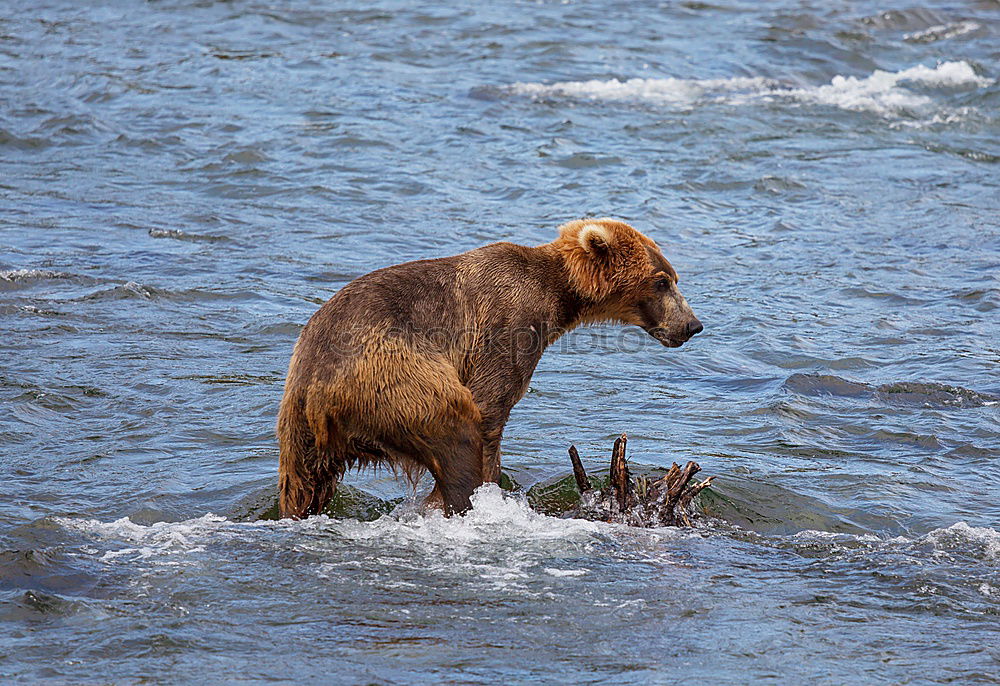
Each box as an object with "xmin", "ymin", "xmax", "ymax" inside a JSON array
[
  {"xmin": 303, "ymin": 467, "xmax": 338, "ymax": 518},
  {"xmin": 278, "ymin": 402, "xmax": 343, "ymax": 519},
  {"xmin": 279, "ymin": 456, "xmax": 340, "ymax": 519}
]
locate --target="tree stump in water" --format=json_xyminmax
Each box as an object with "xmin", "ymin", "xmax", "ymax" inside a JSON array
[{"xmin": 567, "ymin": 434, "xmax": 715, "ymax": 527}]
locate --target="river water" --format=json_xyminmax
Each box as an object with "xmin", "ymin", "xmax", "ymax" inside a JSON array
[{"xmin": 2, "ymin": 1, "xmax": 998, "ymax": 683}]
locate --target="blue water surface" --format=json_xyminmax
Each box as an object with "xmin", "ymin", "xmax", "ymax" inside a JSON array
[{"xmin": 1, "ymin": 1, "xmax": 998, "ymax": 683}]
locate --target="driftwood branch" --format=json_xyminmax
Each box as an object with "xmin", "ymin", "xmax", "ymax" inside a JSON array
[
  {"xmin": 609, "ymin": 433, "xmax": 636, "ymax": 511},
  {"xmin": 564, "ymin": 436, "xmax": 715, "ymax": 527},
  {"xmin": 568, "ymin": 445, "xmax": 591, "ymax": 494}
]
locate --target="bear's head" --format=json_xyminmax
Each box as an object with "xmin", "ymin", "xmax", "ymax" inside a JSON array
[{"xmin": 554, "ymin": 218, "xmax": 703, "ymax": 348}]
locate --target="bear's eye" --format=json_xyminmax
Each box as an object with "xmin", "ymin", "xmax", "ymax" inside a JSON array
[{"xmin": 656, "ymin": 277, "xmax": 673, "ymax": 292}]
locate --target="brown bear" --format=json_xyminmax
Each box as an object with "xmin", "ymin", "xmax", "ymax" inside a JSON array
[{"xmin": 277, "ymin": 218, "xmax": 702, "ymax": 518}]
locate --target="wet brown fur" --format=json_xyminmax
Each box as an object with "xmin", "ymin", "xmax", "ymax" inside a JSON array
[{"xmin": 277, "ymin": 218, "xmax": 702, "ymax": 518}]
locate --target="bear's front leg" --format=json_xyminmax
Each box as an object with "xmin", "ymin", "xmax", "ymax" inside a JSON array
[
  {"xmin": 480, "ymin": 425, "xmax": 504, "ymax": 484},
  {"xmin": 418, "ymin": 416, "xmax": 485, "ymax": 515},
  {"xmin": 466, "ymin": 337, "xmax": 541, "ymax": 486},
  {"xmin": 475, "ymin": 404, "xmax": 514, "ymax": 484},
  {"xmin": 469, "ymin": 376, "xmax": 528, "ymax": 484}
]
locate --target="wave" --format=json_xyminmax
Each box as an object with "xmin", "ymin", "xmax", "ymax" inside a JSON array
[
  {"xmin": 785, "ymin": 521, "xmax": 1000, "ymax": 568},
  {"xmin": 61, "ymin": 486, "xmax": 607, "ymax": 542},
  {"xmin": 55, "ymin": 486, "xmax": 617, "ymax": 568},
  {"xmin": 147, "ymin": 228, "xmax": 232, "ymax": 243},
  {"xmin": 768, "ymin": 61, "xmax": 991, "ymax": 117},
  {"xmin": 506, "ymin": 75, "xmax": 774, "ymax": 104},
  {"xmin": 77, "ymin": 281, "xmax": 169, "ymax": 301},
  {"xmin": 55, "ymin": 494, "xmax": 1000, "ymax": 578},
  {"xmin": 925, "ymin": 521, "xmax": 1000, "ymax": 562},
  {"xmin": 2, "ymin": 269, "xmax": 67, "ymax": 281},
  {"xmin": 0, "ymin": 269, "xmax": 83, "ymax": 284},
  {"xmin": 52, "ymin": 483, "xmax": 1000, "ymax": 609},
  {"xmin": 53, "ymin": 486, "xmax": 662, "ymax": 593},
  {"xmin": 503, "ymin": 61, "xmax": 993, "ymax": 120},
  {"xmin": 904, "ymin": 22, "xmax": 982, "ymax": 44}
]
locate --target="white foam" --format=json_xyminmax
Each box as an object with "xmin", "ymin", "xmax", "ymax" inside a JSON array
[
  {"xmin": 59, "ymin": 512, "xmax": 227, "ymax": 540},
  {"xmin": 332, "ymin": 484, "xmax": 605, "ymax": 548},
  {"xmin": 57, "ymin": 487, "xmax": 606, "ymax": 551},
  {"xmin": 55, "ymin": 486, "xmax": 610, "ymax": 583},
  {"xmin": 925, "ymin": 521, "xmax": 1000, "ymax": 561},
  {"xmin": 56, "ymin": 513, "xmax": 230, "ymax": 562},
  {"xmin": 790, "ymin": 521, "xmax": 1000, "ymax": 559},
  {"xmin": 783, "ymin": 61, "xmax": 992, "ymax": 117},
  {"xmin": 775, "ymin": 69, "xmax": 929, "ymax": 115},
  {"xmin": 791, "ymin": 525, "xmax": 917, "ymax": 543},
  {"xmin": 507, "ymin": 61, "xmax": 992, "ymax": 120},
  {"xmin": 0, "ymin": 268, "xmax": 72, "ymax": 281},
  {"xmin": 904, "ymin": 22, "xmax": 981, "ymax": 43},
  {"xmin": 509, "ymin": 75, "xmax": 774, "ymax": 105}
]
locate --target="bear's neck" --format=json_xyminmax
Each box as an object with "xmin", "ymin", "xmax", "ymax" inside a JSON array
[{"xmin": 524, "ymin": 245, "xmax": 613, "ymax": 343}]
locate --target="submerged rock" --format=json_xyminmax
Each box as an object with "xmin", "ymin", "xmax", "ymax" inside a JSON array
[
  {"xmin": 229, "ymin": 470, "xmax": 522, "ymax": 523},
  {"xmin": 228, "ymin": 484, "xmax": 400, "ymax": 522}
]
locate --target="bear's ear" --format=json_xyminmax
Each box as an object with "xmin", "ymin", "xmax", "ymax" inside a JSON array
[{"xmin": 578, "ymin": 223, "xmax": 612, "ymax": 255}]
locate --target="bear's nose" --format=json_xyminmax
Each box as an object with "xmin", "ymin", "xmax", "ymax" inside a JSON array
[{"xmin": 685, "ymin": 319, "xmax": 704, "ymax": 338}]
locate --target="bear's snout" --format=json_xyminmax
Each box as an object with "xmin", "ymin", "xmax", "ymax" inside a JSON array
[{"xmin": 645, "ymin": 316, "xmax": 702, "ymax": 348}]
